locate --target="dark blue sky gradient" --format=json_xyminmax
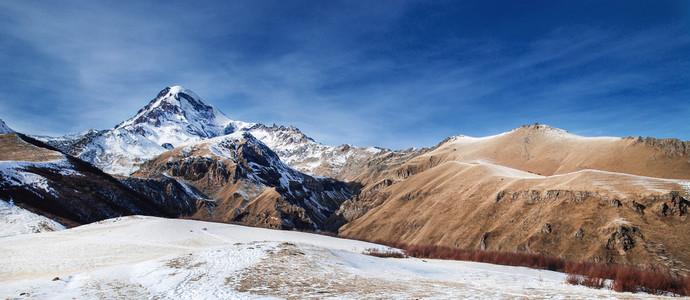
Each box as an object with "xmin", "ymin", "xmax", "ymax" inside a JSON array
[{"xmin": 0, "ymin": 1, "xmax": 688, "ymax": 149}]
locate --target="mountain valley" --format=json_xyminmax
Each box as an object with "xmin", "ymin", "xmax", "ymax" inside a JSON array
[{"xmin": 2, "ymin": 86, "xmax": 690, "ymax": 278}]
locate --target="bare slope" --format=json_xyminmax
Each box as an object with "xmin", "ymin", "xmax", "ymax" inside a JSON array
[{"xmin": 340, "ymin": 125, "xmax": 690, "ymax": 273}]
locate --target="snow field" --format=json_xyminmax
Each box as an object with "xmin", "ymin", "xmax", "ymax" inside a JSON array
[
  {"xmin": 0, "ymin": 216, "xmax": 670, "ymax": 299},
  {"xmin": 0, "ymin": 200, "xmax": 65, "ymax": 238}
]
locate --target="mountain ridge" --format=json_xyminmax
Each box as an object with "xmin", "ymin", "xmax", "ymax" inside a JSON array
[
  {"xmin": 42, "ymin": 86, "xmax": 390, "ymax": 177},
  {"xmin": 5, "ymin": 86, "xmax": 690, "ymax": 272}
]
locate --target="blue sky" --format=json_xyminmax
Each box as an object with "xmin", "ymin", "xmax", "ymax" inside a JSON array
[{"xmin": 0, "ymin": 1, "xmax": 688, "ymax": 149}]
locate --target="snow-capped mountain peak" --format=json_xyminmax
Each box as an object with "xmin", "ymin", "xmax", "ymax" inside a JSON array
[
  {"xmin": 0, "ymin": 119, "xmax": 15, "ymax": 134},
  {"xmin": 43, "ymin": 86, "xmax": 254, "ymax": 174},
  {"xmin": 43, "ymin": 86, "xmax": 382, "ymax": 176},
  {"xmin": 115, "ymin": 86, "xmax": 244, "ymax": 137}
]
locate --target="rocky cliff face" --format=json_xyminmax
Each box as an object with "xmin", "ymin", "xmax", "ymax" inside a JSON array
[
  {"xmin": 630, "ymin": 136, "xmax": 690, "ymax": 158},
  {"xmin": 121, "ymin": 175, "xmax": 209, "ymax": 217}
]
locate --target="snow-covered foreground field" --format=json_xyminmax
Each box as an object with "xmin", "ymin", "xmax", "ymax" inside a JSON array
[{"xmin": 0, "ymin": 216, "xmax": 669, "ymax": 299}]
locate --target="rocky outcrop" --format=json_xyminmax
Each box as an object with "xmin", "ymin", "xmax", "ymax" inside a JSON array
[
  {"xmin": 657, "ymin": 191, "xmax": 689, "ymax": 217},
  {"xmin": 606, "ymin": 225, "xmax": 641, "ymax": 255},
  {"xmin": 496, "ymin": 189, "xmax": 601, "ymax": 204},
  {"xmin": 629, "ymin": 136, "xmax": 690, "ymax": 158}
]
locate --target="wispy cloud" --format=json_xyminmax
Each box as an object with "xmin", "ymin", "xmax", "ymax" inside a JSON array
[{"xmin": 0, "ymin": 1, "xmax": 687, "ymax": 148}]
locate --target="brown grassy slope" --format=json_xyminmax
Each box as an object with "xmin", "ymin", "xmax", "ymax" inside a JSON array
[
  {"xmin": 0, "ymin": 133, "xmax": 64, "ymax": 162},
  {"xmin": 340, "ymin": 125, "xmax": 690, "ymax": 273},
  {"xmin": 407, "ymin": 124, "xmax": 690, "ymax": 179}
]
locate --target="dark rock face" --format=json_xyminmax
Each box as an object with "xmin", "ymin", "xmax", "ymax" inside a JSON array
[
  {"xmin": 121, "ymin": 176, "xmax": 209, "ymax": 217},
  {"xmin": 541, "ymin": 222, "xmax": 552, "ymax": 234},
  {"xmin": 634, "ymin": 137, "xmax": 690, "ymax": 158},
  {"xmin": 632, "ymin": 201, "xmax": 646, "ymax": 215},
  {"xmin": 157, "ymin": 87, "xmax": 171, "ymax": 99},
  {"xmin": 606, "ymin": 225, "xmax": 640, "ymax": 255},
  {"xmin": 45, "ymin": 129, "xmax": 105, "ymax": 160},
  {"xmin": 658, "ymin": 191, "xmax": 689, "ymax": 217},
  {"xmin": 477, "ymin": 232, "xmax": 489, "ymax": 250}
]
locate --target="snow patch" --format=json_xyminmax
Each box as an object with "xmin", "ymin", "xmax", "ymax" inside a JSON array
[
  {"xmin": 0, "ymin": 216, "xmax": 654, "ymax": 299},
  {"xmin": 0, "ymin": 199, "xmax": 65, "ymax": 237}
]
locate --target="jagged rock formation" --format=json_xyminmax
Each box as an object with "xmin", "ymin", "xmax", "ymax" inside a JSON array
[
  {"xmin": 248, "ymin": 123, "xmax": 392, "ymax": 179},
  {"xmin": 121, "ymin": 175, "xmax": 210, "ymax": 217},
  {"xmin": 631, "ymin": 136, "xmax": 690, "ymax": 158},
  {"xmin": 0, "ymin": 133, "xmax": 201, "ymax": 227}
]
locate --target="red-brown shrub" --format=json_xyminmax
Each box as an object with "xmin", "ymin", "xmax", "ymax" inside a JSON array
[
  {"xmin": 393, "ymin": 243, "xmax": 567, "ymax": 272},
  {"xmin": 612, "ymin": 266, "xmax": 638, "ymax": 293},
  {"xmin": 344, "ymin": 236, "xmax": 690, "ymax": 296},
  {"xmin": 583, "ymin": 276, "xmax": 607, "ymax": 289},
  {"xmin": 565, "ymin": 262, "xmax": 689, "ymax": 296},
  {"xmin": 566, "ymin": 274, "xmax": 584, "ymax": 285}
]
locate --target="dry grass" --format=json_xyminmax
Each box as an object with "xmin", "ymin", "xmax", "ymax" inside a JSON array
[
  {"xmin": 0, "ymin": 133, "xmax": 63, "ymax": 162},
  {"xmin": 228, "ymin": 243, "xmax": 466, "ymax": 299}
]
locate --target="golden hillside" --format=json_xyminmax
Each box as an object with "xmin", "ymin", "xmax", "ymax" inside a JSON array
[
  {"xmin": 340, "ymin": 124, "xmax": 690, "ymax": 273},
  {"xmin": 0, "ymin": 133, "xmax": 64, "ymax": 162}
]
